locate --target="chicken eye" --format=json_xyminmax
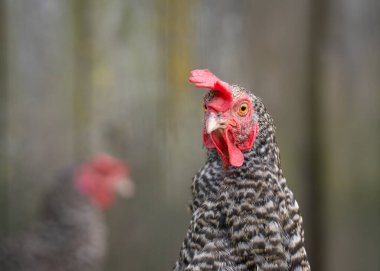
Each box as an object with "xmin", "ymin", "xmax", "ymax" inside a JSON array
[
  {"xmin": 238, "ymin": 103, "xmax": 249, "ymax": 116},
  {"xmin": 203, "ymin": 103, "xmax": 208, "ymax": 112}
]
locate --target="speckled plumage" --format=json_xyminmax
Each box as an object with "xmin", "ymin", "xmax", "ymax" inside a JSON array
[{"xmin": 174, "ymin": 86, "xmax": 310, "ymax": 271}]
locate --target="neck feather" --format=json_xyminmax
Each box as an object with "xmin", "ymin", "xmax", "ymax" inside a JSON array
[{"xmin": 227, "ymin": 128, "xmax": 281, "ymax": 176}]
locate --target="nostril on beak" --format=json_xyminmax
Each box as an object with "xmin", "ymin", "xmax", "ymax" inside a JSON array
[{"xmin": 206, "ymin": 113, "xmax": 226, "ymax": 134}]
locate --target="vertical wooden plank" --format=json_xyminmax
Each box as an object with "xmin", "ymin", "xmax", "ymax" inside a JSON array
[
  {"xmin": 5, "ymin": 0, "xmax": 75, "ymax": 231},
  {"xmin": 158, "ymin": 0, "xmax": 198, "ymax": 198},
  {"xmin": 72, "ymin": 0, "xmax": 93, "ymax": 160},
  {"xmin": 304, "ymin": 0, "xmax": 329, "ymax": 270},
  {"xmin": 0, "ymin": 0, "xmax": 9, "ymax": 233}
]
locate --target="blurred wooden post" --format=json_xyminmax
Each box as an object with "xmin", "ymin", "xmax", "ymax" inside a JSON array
[
  {"xmin": 305, "ymin": 0, "xmax": 328, "ymax": 270},
  {"xmin": 72, "ymin": 0, "xmax": 93, "ymax": 160},
  {"xmin": 0, "ymin": 0, "xmax": 9, "ymax": 233}
]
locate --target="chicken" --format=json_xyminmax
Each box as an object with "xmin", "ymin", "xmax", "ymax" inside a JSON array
[
  {"xmin": 0, "ymin": 154, "xmax": 133, "ymax": 271},
  {"xmin": 174, "ymin": 69, "xmax": 310, "ymax": 271}
]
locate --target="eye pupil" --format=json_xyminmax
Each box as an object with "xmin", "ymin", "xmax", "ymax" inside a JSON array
[{"xmin": 238, "ymin": 103, "xmax": 249, "ymax": 116}]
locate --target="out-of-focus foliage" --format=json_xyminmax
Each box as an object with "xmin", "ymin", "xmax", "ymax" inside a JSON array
[{"xmin": 0, "ymin": 0, "xmax": 379, "ymax": 271}]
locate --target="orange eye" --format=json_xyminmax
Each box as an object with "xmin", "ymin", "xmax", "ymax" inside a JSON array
[
  {"xmin": 238, "ymin": 103, "xmax": 249, "ymax": 116},
  {"xmin": 203, "ymin": 103, "xmax": 208, "ymax": 112}
]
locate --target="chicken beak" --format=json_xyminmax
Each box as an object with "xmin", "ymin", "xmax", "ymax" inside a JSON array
[
  {"xmin": 206, "ymin": 112, "xmax": 226, "ymax": 134},
  {"xmin": 114, "ymin": 176, "xmax": 135, "ymax": 198}
]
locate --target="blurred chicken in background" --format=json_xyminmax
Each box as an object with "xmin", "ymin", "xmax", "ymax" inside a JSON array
[{"xmin": 0, "ymin": 154, "xmax": 134, "ymax": 271}]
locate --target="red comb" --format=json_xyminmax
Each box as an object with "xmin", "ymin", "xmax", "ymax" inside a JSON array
[{"xmin": 189, "ymin": 69, "xmax": 233, "ymax": 112}]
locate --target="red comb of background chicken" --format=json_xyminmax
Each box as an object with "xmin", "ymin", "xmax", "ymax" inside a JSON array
[
  {"xmin": 75, "ymin": 154, "xmax": 129, "ymax": 209},
  {"xmin": 189, "ymin": 69, "xmax": 233, "ymax": 112}
]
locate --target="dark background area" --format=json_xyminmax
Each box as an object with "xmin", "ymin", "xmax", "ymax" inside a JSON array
[{"xmin": 0, "ymin": 1, "xmax": 379, "ymax": 271}]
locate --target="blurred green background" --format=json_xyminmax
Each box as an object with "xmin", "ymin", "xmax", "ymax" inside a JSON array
[{"xmin": 0, "ymin": 0, "xmax": 379, "ymax": 271}]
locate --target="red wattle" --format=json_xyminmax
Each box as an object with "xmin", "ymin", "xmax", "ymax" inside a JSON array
[
  {"xmin": 209, "ymin": 129, "xmax": 244, "ymax": 167},
  {"xmin": 225, "ymin": 131, "xmax": 244, "ymax": 167},
  {"xmin": 203, "ymin": 130, "xmax": 215, "ymax": 149}
]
